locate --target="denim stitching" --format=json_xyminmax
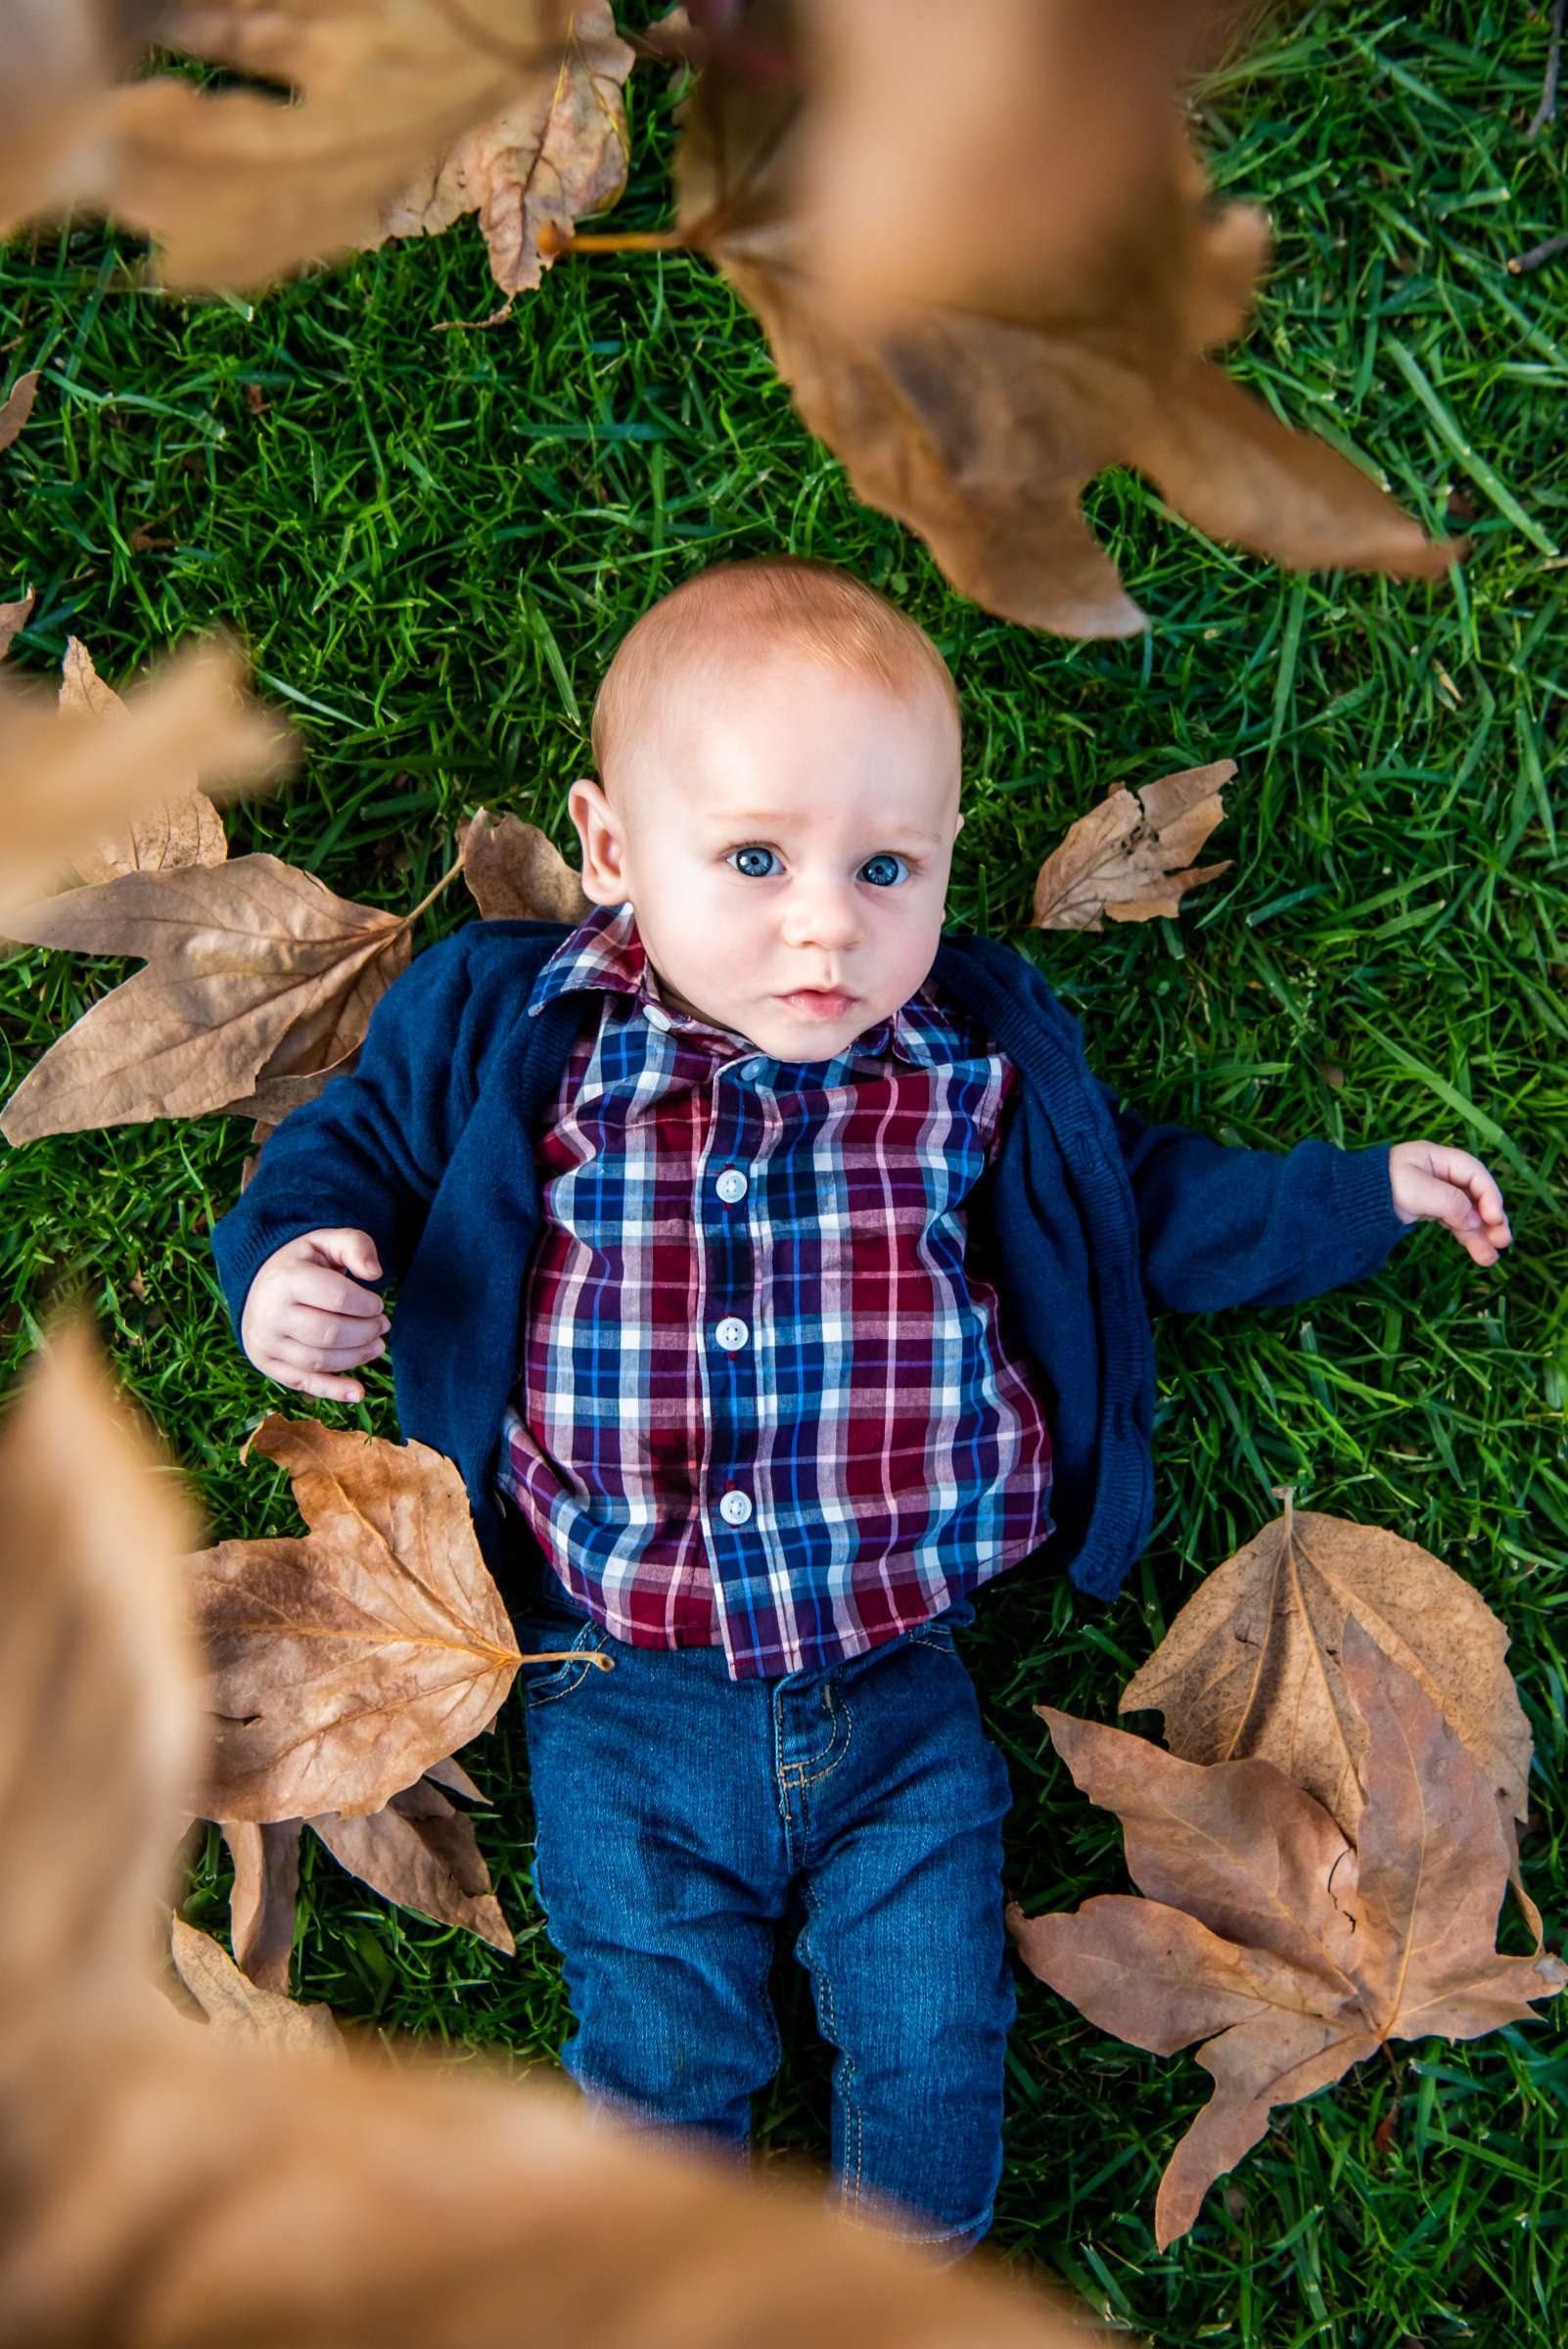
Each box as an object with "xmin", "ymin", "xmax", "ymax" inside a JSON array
[
  {"xmin": 800, "ymin": 1871, "xmax": 862, "ymax": 2198},
  {"xmin": 801, "ymin": 1677, "xmax": 853, "ymax": 1786},
  {"xmin": 525, "ymin": 1623, "xmax": 614, "ymax": 1709}
]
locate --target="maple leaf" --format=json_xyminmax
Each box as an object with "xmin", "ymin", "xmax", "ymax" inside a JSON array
[
  {"xmin": 221, "ymin": 1766, "xmax": 516, "ymax": 1994},
  {"xmin": 0, "ymin": 590, "xmax": 33, "ymax": 659},
  {"xmin": 58, "ymin": 636, "xmax": 231, "ymax": 883},
  {"xmin": 0, "ymin": 366, "xmax": 39, "ymax": 452},
  {"xmin": 1118, "ymin": 1494, "xmax": 1538, "ymax": 1928},
  {"xmin": 186, "ymin": 1415, "xmax": 581, "ymax": 1822},
  {"xmin": 169, "ymin": 1914, "xmax": 344, "ymax": 2055},
  {"xmin": 1008, "ymin": 1622, "xmax": 1565, "ymax": 2248},
  {"xmin": 377, "ymin": 0, "xmax": 634, "ymax": 306},
  {"xmin": 30, "ymin": 2, "xmax": 577, "ymax": 294},
  {"xmin": 0, "ymin": 852, "xmax": 420, "ymax": 1142},
  {"xmin": 669, "ymin": 0, "xmax": 1456, "ymax": 638},
  {"xmin": 459, "ymin": 804, "xmax": 592, "ymax": 921},
  {"xmin": 1032, "ymin": 760, "xmax": 1233, "ymax": 931},
  {"xmin": 0, "ymin": 637, "xmax": 290, "ymax": 925},
  {"xmin": 0, "ymin": 1313, "xmax": 1107, "ymax": 2349}
]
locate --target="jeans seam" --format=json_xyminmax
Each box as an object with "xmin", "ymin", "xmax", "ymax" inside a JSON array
[
  {"xmin": 801, "ymin": 1871, "xmax": 862, "ymax": 2199},
  {"xmin": 802, "ymin": 1677, "xmax": 853, "ymax": 1786},
  {"xmin": 526, "ymin": 1623, "xmax": 611, "ymax": 1708}
]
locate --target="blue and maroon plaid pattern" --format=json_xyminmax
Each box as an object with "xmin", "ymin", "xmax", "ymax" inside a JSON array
[{"xmin": 494, "ymin": 902, "xmax": 1053, "ymax": 1679}]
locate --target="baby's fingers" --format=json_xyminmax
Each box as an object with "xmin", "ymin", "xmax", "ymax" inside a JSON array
[
  {"xmin": 263, "ymin": 1329, "xmax": 388, "ymax": 1401},
  {"xmin": 1429, "ymin": 1145, "xmax": 1510, "ymax": 1239}
]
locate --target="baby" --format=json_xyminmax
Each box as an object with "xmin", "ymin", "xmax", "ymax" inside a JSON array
[{"xmin": 212, "ymin": 556, "xmax": 1511, "ymax": 2263}]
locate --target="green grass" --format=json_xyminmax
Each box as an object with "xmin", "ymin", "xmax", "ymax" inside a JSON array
[{"xmin": 3, "ymin": 3, "xmax": 1566, "ymax": 2342}]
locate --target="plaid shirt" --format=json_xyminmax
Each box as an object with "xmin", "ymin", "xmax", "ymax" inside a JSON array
[{"xmin": 495, "ymin": 903, "xmax": 1053, "ymax": 1679}]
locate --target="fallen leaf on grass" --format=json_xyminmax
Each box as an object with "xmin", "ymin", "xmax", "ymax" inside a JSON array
[
  {"xmin": 0, "ymin": 591, "xmax": 33, "ymax": 659},
  {"xmin": 222, "ymin": 1819, "xmax": 304, "ymax": 1995},
  {"xmin": 0, "ymin": 637, "xmax": 290, "ymax": 924},
  {"xmin": 1032, "ymin": 760, "xmax": 1233, "ymax": 930},
  {"xmin": 221, "ymin": 1769, "xmax": 515, "ymax": 1996},
  {"xmin": 672, "ymin": 2, "xmax": 1456, "ymax": 638},
  {"xmin": 0, "ymin": 852, "xmax": 414, "ymax": 1141},
  {"xmin": 378, "ymin": 0, "xmax": 633, "ymax": 304},
  {"xmin": 0, "ymin": 368, "xmax": 39, "ymax": 452},
  {"xmin": 0, "ymin": 1306, "xmax": 1108, "ymax": 2349},
  {"xmin": 460, "ymin": 805, "xmax": 591, "ymax": 921},
  {"xmin": 312, "ymin": 1777, "xmax": 515, "ymax": 1954},
  {"xmin": 1008, "ymin": 1622, "xmax": 1565, "ymax": 2247},
  {"xmin": 58, "ymin": 636, "xmax": 230, "ymax": 883},
  {"xmin": 169, "ymin": 1914, "xmax": 343, "ymax": 2056},
  {"xmin": 1119, "ymin": 1493, "xmax": 1535, "ymax": 1859},
  {"xmin": 189, "ymin": 1416, "xmax": 528, "ymax": 1822}
]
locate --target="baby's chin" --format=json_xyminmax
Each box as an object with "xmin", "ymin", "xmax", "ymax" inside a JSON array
[{"xmin": 732, "ymin": 992, "xmax": 893, "ymax": 1065}]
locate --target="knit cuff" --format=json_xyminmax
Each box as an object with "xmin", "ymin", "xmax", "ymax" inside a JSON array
[{"xmin": 1334, "ymin": 1143, "xmax": 1409, "ymax": 1272}]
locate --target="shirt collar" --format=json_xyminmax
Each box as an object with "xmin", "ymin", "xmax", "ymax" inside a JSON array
[{"xmin": 527, "ymin": 901, "xmax": 941, "ymax": 1070}]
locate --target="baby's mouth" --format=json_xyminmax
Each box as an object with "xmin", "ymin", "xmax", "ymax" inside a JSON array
[{"xmin": 778, "ymin": 987, "xmax": 856, "ymax": 1019}]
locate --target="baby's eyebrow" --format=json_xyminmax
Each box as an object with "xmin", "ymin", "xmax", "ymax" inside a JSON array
[{"xmin": 709, "ymin": 810, "xmax": 945, "ymax": 849}]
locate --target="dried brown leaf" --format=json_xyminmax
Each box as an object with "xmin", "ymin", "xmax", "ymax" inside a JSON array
[
  {"xmin": 222, "ymin": 1819, "xmax": 303, "ymax": 1994},
  {"xmin": 58, "ymin": 635, "xmax": 231, "ymax": 883},
  {"xmin": 424, "ymin": 1751, "xmax": 487, "ymax": 1802},
  {"xmin": 0, "ymin": 592, "xmax": 33, "ymax": 660},
  {"xmin": 0, "ymin": 636, "xmax": 291, "ymax": 924},
  {"xmin": 169, "ymin": 1914, "xmax": 343, "ymax": 2056},
  {"xmin": 1032, "ymin": 760, "xmax": 1234, "ymax": 931},
  {"xmin": 674, "ymin": 3, "xmax": 1455, "ymax": 639},
  {"xmin": 1118, "ymin": 1499, "xmax": 1535, "ymax": 1844},
  {"xmin": 0, "ymin": 368, "xmax": 39, "ymax": 452},
  {"xmin": 0, "ymin": 1310, "xmax": 204, "ymax": 2051},
  {"xmin": 311, "ymin": 1777, "xmax": 515, "ymax": 1954},
  {"xmin": 190, "ymin": 1416, "xmax": 525, "ymax": 1822},
  {"xmin": 0, "ymin": 852, "xmax": 411, "ymax": 1142},
  {"xmin": 460, "ymin": 805, "xmax": 592, "ymax": 921},
  {"xmin": 379, "ymin": 0, "xmax": 633, "ymax": 297},
  {"xmin": 1010, "ymin": 1624, "xmax": 1565, "ymax": 2247},
  {"xmin": 56, "ymin": 0, "xmax": 575, "ymax": 293}
]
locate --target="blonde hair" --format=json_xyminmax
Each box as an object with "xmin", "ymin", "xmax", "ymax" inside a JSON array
[{"xmin": 590, "ymin": 556, "xmax": 960, "ymax": 787}]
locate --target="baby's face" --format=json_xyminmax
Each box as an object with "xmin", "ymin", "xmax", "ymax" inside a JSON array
[{"xmin": 569, "ymin": 653, "xmax": 964, "ymax": 1063}]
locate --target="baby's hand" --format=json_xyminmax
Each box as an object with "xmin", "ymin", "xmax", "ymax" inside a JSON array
[
  {"xmin": 1389, "ymin": 1141, "xmax": 1512, "ymax": 1267},
  {"xmin": 240, "ymin": 1227, "xmax": 391, "ymax": 1402}
]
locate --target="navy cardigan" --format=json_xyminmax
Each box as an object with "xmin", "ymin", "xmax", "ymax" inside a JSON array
[{"xmin": 208, "ymin": 921, "xmax": 1408, "ymax": 1606}]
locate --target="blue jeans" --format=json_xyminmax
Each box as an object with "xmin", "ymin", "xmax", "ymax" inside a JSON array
[{"xmin": 514, "ymin": 1578, "xmax": 1017, "ymax": 2262}]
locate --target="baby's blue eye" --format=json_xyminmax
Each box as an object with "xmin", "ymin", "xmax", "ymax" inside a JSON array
[{"xmin": 725, "ymin": 847, "xmax": 911, "ymax": 886}]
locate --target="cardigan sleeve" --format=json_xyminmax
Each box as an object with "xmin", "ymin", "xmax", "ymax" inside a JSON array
[
  {"xmin": 1094, "ymin": 1082, "xmax": 1410, "ymax": 1313},
  {"xmin": 208, "ymin": 933, "xmax": 476, "ymax": 1350}
]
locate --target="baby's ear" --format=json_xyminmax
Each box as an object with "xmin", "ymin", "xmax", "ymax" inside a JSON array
[{"xmin": 955, "ymin": 812, "xmax": 966, "ymax": 835}]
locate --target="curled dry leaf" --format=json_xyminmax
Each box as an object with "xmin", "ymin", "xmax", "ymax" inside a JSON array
[
  {"xmin": 221, "ymin": 1773, "xmax": 516, "ymax": 1995},
  {"xmin": 190, "ymin": 1416, "xmax": 526, "ymax": 1822},
  {"xmin": 223, "ymin": 1819, "xmax": 304, "ymax": 1995},
  {"xmin": 1032, "ymin": 760, "xmax": 1233, "ymax": 931},
  {"xmin": 58, "ymin": 636, "xmax": 230, "ymax": 884},
  {"xmin": 1009, "ymin": 1623, "xmax": 1565, "ymax": 2248},
  {"xmin": 460, "ymin": 805, "xmax": 592, "ymax": 922},
  {"xmin": 378, "ymin": 0, "xmax": 633, "ymax": 301},
  {"xmin": 0, "ymin": 591, "xmax": 33, "ymax": 660},
  {"xmin": 312, "ymin": 1777, "xmax": 516, "ymax": 1955},
  {"xmin": 1118, "ymin": 1495, "xmax": 1535, "ymax": 1850},
  {"xmin": 673, "ymin": 1, "xmax": 1455, "ymax": 638},
  {"xmin": 0, "ymin": 1317, "xmax": 1107, "ymax": 2349},
  {"xmin": 39, "ymin": 0, "xmax": 576, "ymax": 293},
  {"xmin": 0, "ymin": 852, "xmax": 413, "ymax": 1143},
  {"xmin": 0, "ymin": 636, "xmax": 291, "ymax": 925},
  {"xmin": 0, "ymin": 1310, "xmax": 204, "ymax": 2049},
  {"xmin": 169, "ymin": 1914, "xmax": 343, "ymax": 2056},
  {"xmin": 0, "ymin": 368, "xmax": 39, "ymax": 452}
]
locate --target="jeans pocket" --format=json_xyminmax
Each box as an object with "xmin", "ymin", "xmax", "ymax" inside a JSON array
[
  {"xmin": 520, "ymin": 1618, "xmax": 615, "ymax": 1708},
  {"xmin": 908, "ymin": 1620, "xmax": 958, "ymax": 1652}
]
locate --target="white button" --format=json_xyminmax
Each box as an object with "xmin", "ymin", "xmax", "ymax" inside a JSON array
[
  {"xmin": 715, "ymin": 1316, "xmax": 749, "ymax": 1352},
  {"xmin": 644, "ymin": 1006, "xmax": 670, "ymax": 1032},
  {"xmin": 715, "ymin": 1168, "xmax": 748, "ymax": 1204},
  {"xmin": 743, "ymin": 1058, "xmax": 765, "ymax": 1080},
  {"xmin": 718, "ymin": 1489, "xmax": 753, "ymax": 1526}
]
